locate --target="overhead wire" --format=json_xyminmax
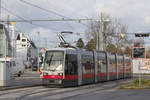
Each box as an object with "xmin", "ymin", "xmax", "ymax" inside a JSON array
[
  {"xmin": 1, "ymin": 3, "xmax": 79, "ymax": 46},
  {"xmin": 19, "ymin": 0, "xmax": 75, "ymax": 30},
  {"xmin": 19, "ymin": 0, "xmax": 88, "ymax": 27},
  {"xmin": 45, "ymin": 0, "xmax": 89, "ymax": 27},
  {"xmin": 1, "ymin": 6, "xmax": 59, "ymax": 31},
  {"xmin": 20, "ymin": 0, "xmax": 68, "ymax": 18}
]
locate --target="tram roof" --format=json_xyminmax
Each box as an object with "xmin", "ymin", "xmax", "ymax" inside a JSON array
[
  {"xmin": 46, "ymin": 47, "xmax": 107, "ymax": 53},
  {"xmin": 46, "ymin": 47, "xmax": 77, "ymax": 51}
]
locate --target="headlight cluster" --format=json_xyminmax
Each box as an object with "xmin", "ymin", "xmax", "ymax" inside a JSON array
[
  {"xmin": 58, "ymin": 73, "xmax": 63, "ymax": 76},
  {"xmin": 43, "ymin": 72, "xmax": 48, "ymax": 76}
]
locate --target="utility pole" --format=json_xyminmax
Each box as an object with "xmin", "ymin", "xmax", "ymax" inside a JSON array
[
  {"xmin": 7, "ymin": 15, "xmax": 10, "ymax": 32},
  {"xmin": 103, "ymin": 20, "xmax": 107, "ymax": 51},
  {"xmin": 37, "ymin": 32, "xmax": 40, "ymax": 72},
  {"xmin": 97, "ymin": 13, "xmax": 104, "ymax": 51},
  {"xmin": 45, "ymin": 38, "xmax": 47, "ymax": 48},
  {"xmin": 6, "ymin": 15, "xmax": 10, "ymax": 59},
  {"xmin": 0, "ymin": 0, "xmax": 1, "ymax": 21},
  {"xmin": 97, "ymin": 22, "xmax": 100, "ymax": 50},
  {"xmin": 101, "ymin": 13, "xmax": 103, "ymax": 51},
  {"xmin": 96, "ymin": 13, "xmax": 102, "ymax": 51}
]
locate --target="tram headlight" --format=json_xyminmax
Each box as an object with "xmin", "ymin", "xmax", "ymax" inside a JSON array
[
  {"xmin": 58, "ymin": 73, "xmax": 63, "ymax": 76},
  {"xmin": 43, "ymin": 72, "xmax": 48, "ymax": 76}
]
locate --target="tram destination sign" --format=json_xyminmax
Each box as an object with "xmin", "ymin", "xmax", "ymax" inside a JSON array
[{"xmin": 135, "ymin": 33, "xmax": 149, "ymax": 37}]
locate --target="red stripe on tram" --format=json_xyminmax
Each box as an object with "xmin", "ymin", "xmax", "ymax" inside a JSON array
[
  {"xmin": 65, "ymin": 75, "xmax": 78, "ymax": 80},
  {"xmin": 109, "ymin": 72, "xmax": 116, "ymax": 76},
  {"xmin": 97, "ymin": 72, "xmax": 107, "ymax": 77},
  {"xmin": 43, "ymin": 75, "xmax": 63, "ymax": 79},
  {"xmin": 82, "ymin": 73, "xmax": 95, "ymax": 79}
]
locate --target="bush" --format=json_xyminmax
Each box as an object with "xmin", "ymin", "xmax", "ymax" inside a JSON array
[{"xmin": 134, "ymin": 79, "xmax": 147, "ymax": 85}]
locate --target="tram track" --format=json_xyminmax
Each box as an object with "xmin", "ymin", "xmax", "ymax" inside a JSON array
[
  {"xmin": 19, "ymin": 82, "xmax": 118, "ymax": 100},
  {"xmin": 0, "ymin": 86, "xmax": 57, "ymax": 97},
  {"xmin": 17, "ymin": 79, "xmax": 133, "ymax": 100},
  {"xmin": 61, "ymin": 79, "xmax": 133, "ymax": 100}
]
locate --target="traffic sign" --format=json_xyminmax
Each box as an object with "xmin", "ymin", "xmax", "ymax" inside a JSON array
[
  {"xmin": 11, "ymin": 21, "xmax": 15, "ymax": 26},
  {"xmin": 121, "ymin": 33, "xmax": 125, "ymax": 38},
  {"xmin": 132, "ymin": 47, "xmax": 146, "ymax": 59}
]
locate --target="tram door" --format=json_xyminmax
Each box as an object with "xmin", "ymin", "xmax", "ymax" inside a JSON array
[
  {"xmin": 97, "ymin": 52, "xmax": 107, "ymax": 82},
  {"xmin": 108, "ymin": 54, "xmax": 117, "ymax": 80},
  {"xmin": 117, "ymin": 55, "xmax": 124, "ymax": 79},
  {"xmin": 65, "ymin": 54, "xmax": 78, "ymax": 86},
  {"xmin": 81, "ymin": 52, "xmax": 95, "ymax": 85}
]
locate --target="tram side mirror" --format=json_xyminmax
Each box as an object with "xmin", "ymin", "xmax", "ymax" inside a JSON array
[
  {"xmin": 39, "ymin": 54, "xmax": 45, "ymax": 64},
  {"xmin": 132, "ymin": 47, "xmax": 145, "ymax": 59}
]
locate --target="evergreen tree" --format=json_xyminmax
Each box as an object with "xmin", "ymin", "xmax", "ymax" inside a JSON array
[
  {"xmin": 85, "ymin": 39, "xmax": 96, "ymax": 50},
  {"xmin": 76, "ymin": 38, "xmax": 84, "ymax": 48}
]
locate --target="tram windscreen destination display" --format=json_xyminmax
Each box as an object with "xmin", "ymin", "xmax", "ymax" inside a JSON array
[{"xmin": 133, "ymin": 47, "xmax": 145, "ymax": 59}]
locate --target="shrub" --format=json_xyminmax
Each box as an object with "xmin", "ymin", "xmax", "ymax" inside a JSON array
[{"xmin": 134, "ymin": 78, "xmax": 147, "ymax": 85}]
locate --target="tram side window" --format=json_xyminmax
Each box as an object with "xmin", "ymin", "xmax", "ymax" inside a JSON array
[
  {"xmin": 124, "ymin": 58, "xmax": 128, "ymax": 69},
  {"xmin": 121, "ymin": 59, "xmax": 124, "ymax": 68},
  {"xmin": 118, "ymin": 59, "xmax": 121, "ymax": 68},
  {"xmin": 118, "ymin": 57, "xmax": 123, "ymax": 68},
  {"xmin": 97, "ymin": 54, "xmax": 107, "ymax": 73},
  {"xmin": 97, "ymin": 59, "xmax": 102, "ymax": 72},
  {"xmin": 113, "ymin": 58, "xmax": 116, "ymax": 72},
  {"xmin": 65, "ymin": 54, "xmax": 78, "ymax": 75},
  {"xmin": 109, "ymin": 58, "xmax": 116, "ymax": 72},
  {"xmin": 82, "ymin": 55, "xmax": 94, "ymax": 74}
]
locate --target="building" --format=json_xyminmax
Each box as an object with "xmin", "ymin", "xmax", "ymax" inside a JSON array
[
  {"xmin": 133, "ymin": 59, "xmax": 150, "ymax": 74},
  {"xmin": 0, "ymin": 24, "xmax": 12, "ymax": 86},
  {"xmin": 0, "ymin": 24, "xmax": 12, "ymax": 58},
  {"xmin": 16, "ymin": 32, "xmax": 38, "ymax": 68}
]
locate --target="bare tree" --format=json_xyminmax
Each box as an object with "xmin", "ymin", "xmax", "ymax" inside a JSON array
[{"xmin": 85, "ymin": 13, "xmax": 130, "ymax": 53}]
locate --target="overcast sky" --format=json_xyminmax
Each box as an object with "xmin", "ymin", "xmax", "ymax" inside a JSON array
[{"xmin": 2, "ymin": 0, "xmax": 150, "ymax": 47}]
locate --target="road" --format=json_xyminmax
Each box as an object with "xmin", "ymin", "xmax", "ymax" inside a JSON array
[
  {"xmin": 0, "ymin": 79, "xmax": 143, "ymax": 100},
  {"xmin": 0, "ymin": 74, "xmax": 150, "ymax": 100},
  {"xmin": 8, "ymin": 71, "xmax": 42, "ymax": 87}
]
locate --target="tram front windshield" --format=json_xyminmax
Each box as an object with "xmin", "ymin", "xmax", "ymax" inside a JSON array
[{"xmin": 44, "ymin": 51, "xmax": 64, "ymax": 71}]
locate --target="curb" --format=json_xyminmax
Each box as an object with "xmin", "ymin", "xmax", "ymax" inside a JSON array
[{"xmin": 0, "ymin": 84, "xmax": 42, "ymax": 91}]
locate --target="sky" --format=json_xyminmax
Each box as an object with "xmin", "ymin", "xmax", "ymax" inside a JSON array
[{"xmin": 2, "ymin": 0, "xmax": 150, "ymax": 47}]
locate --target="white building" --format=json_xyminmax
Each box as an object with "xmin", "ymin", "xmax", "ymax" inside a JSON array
[
  {"xmin": 16, "ymin": 33, "xmax": 38, "ymax": 68},
  {"xmin": 0, "ymin": 24, "xmax": 12, "ymax": 58},
  {"xmin": 0, "ymin": 24, "xmax": 12, "ymax": 86}
]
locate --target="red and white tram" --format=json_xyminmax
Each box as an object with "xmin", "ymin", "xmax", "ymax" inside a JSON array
[{"xmin": 41, "ymin": 48, "xmax": 132, "ymax": 87}]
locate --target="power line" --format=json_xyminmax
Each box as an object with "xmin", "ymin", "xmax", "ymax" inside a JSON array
[
  {"xmin": 19, "ymin": 0, "xmax": 89, "ymax": 27},
  {"xmin": 0, "ymin": 0, "xmax": 1, "ymax": 20},
  {"xmin": 20, "ymin": 0, "xmax": 69, "ymax": 19},
  {"xmin": 0, "ymin": 18, "xmax": 106, "ymax": 23},
  {"xmin": 1, "ymin": 6, "xmax": 59, "ymax": 31},
  {"xmin": 20, "ymin": 0, "xmax": 76, "ymax": 30},
  {"xmin": 1, "ymin": 6, "xmax": 27, "ymax": 21}
]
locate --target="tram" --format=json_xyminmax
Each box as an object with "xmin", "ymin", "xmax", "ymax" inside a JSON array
[{"xmin": 41, "ymin": 48, "xmax": 132, "ymax": 87}]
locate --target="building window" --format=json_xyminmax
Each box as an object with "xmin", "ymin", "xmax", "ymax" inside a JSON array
[
  {"xmin": 22, "ymin": 39, "xmax": 26, "ymax": 42},
  {"xmin": 22, "ymin": 44, "xmax": 26, "ymax": 47}
]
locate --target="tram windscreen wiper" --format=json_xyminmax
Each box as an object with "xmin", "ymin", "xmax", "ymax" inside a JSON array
[{"xmin": 47, "ymin": 55, "xmax": 53, "ymax": 66}]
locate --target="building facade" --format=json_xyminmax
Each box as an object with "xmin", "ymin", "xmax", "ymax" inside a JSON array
[
  {"xmin": 16, "ymin": 33, "xmax": 38, "ymax": 68},
  {"xmin": 0, "ymin": 24, "xmax": 12, "ymax": 58}
]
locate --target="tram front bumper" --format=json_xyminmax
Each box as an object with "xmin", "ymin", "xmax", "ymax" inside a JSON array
[{"xmin": 42, "ymin": 79, "xmax": 62, "ymax": 85}]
